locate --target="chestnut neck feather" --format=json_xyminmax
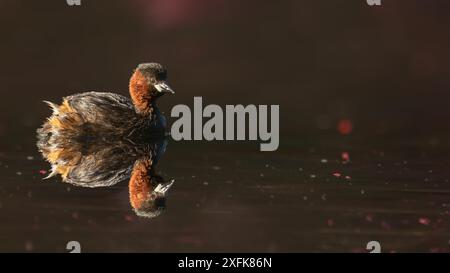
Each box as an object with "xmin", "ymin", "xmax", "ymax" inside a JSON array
[
  {"xmin": 129, "ymin": 158, "xmax": 153, "ymax": 209},
  {"xmin": 129, "ymin": 70, "xmax": 153, "ymax": 115}
]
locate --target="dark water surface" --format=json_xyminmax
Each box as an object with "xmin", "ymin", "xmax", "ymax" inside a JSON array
[{"xmin": 1, "ymin": 131, "xmax": 449, "ymax": 252}]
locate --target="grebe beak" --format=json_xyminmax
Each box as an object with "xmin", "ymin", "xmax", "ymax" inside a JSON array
[
  {"xmin": 154, "ymin": 82, "xmax": 175, "ymax": 94},
  {"xmin": 154, "ymin": 179, "xmax": 175, "ymax": 196}
]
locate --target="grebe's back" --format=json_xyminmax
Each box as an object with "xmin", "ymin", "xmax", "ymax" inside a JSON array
[{"xmin": 36, "ymin": 63, "xmax": 174, "ymax": 184}]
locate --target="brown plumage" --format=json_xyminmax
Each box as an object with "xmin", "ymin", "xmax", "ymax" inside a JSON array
[
  {"xmin": 129, "ymin": 157, "xmax": 174, "ymax": 218},
  {"xmin": 37, "ymin": 63, "xmax": 174, "ymax": 182},
  {"xmin": 129, "ymin": 158, "xmax": 153, "ymax": 209},
  {"xmin": 129, "ymin": 70, "xmax": 152, "ymax": 115},
  {"xmin": 36, "ymin": 63, "xmax": 175, "ymax": 218}
]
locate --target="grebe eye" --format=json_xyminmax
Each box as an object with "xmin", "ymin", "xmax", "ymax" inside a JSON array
[{"xmin": 150, "ymin": 78, "xmax": 157, "ymax": 84}]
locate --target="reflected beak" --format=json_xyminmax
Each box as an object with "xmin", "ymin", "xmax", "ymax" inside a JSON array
[
  {"xmin": 154, "ymin": 82, "xmax": 175, "ymax": 94},
  {"xmin": 154, "ymin": 179, "xmax": 175, "ymax": 196}
]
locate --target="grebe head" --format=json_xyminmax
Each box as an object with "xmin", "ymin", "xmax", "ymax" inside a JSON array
[{"xmin": 129, "ymin": 62, "xmax": 174, "ymax": 115}]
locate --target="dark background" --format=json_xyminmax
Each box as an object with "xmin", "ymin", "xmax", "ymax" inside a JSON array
[
  {"xmin": 0, "ymin": 0, "xmax": 449, "ymax": 252},
  {"xmin": 1, "ymin": 0, "xmax": 450, "ymax": 138}
]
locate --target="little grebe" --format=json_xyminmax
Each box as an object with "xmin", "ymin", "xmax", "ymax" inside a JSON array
[{"xmin": 36, "ymin": 63, "xmax": 175, "ymax": 218}]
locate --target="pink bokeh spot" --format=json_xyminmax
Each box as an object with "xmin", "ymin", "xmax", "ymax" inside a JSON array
[{"xmin": 133, "ymin": 0, "xmax": 228, "ymax": 29}]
